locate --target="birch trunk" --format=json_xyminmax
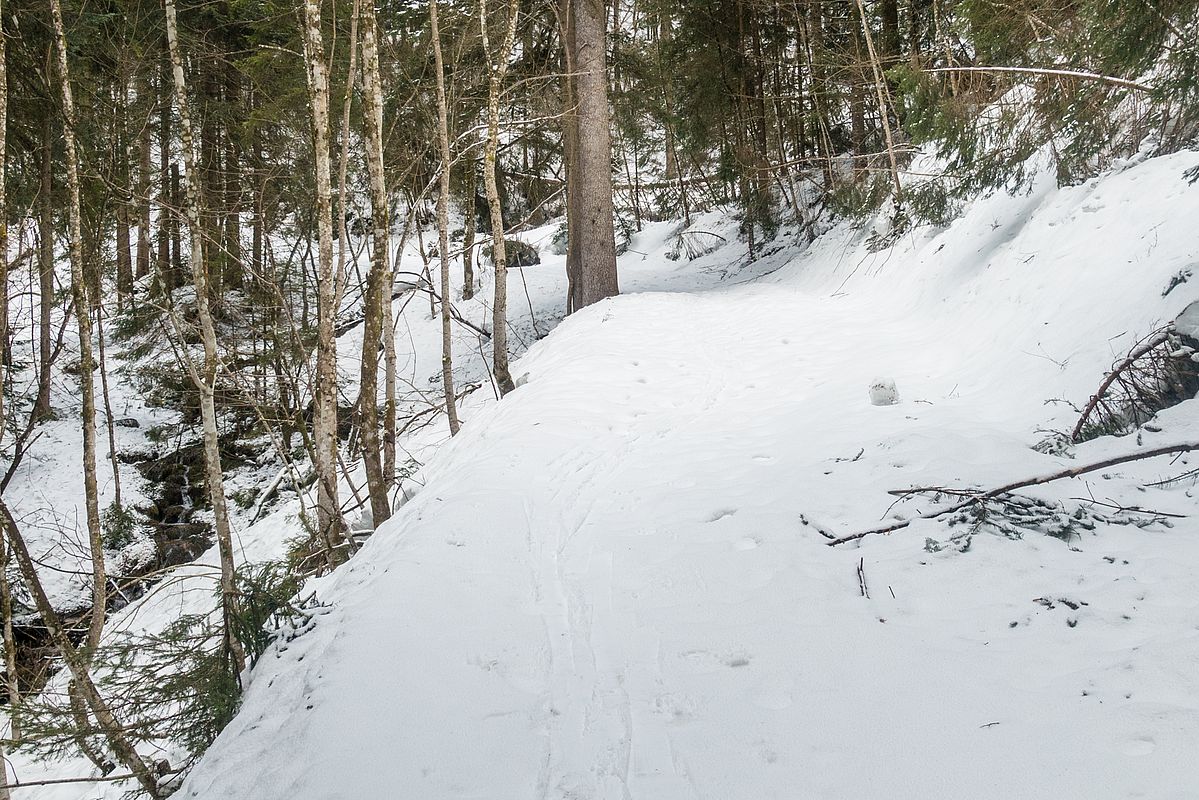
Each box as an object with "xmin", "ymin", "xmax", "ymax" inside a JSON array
[
  {"xmin": 479, "ymin": 0, "xmax": 519, "ymax": 396},
  {"xmin": 164, "ymin": 0, "xmax": 246, "ymax": 673},
  {"xmin": 300, "ymin": 0, "xmax": 346, "ymax": 555},
  {"xmin": 49, "ymin": 0, "xmax": 107, "ymax": 653},
  {"xmin": 430, "ymin": 0, "xmax": 461, "ymax": 435},
  {"xmin": 358, "ymin": 0, "xmax": 393, "ymax": 523}
]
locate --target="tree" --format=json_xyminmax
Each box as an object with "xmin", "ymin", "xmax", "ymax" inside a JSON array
[
  {"xmin": 359, "ymin": 0, "xmax": 395, "ymax": 523},
  {"xmin": 430, "ymin": 0, "xmax": 462, "ymax": 435},
  {"xmin": 164, "ymin": 0, "xmax": 246, "ymax": 674},
  {"xmin": 300, "ymin": 0, "xmax": 347, "ymax": 556},
  {"xmin": 480, "ymin": 0, "xmax": 520, "ymax": 396},
  {"xmin": 562, "ymin": 0, "xmax": 619, "ymax": 313},
  {"xmin": 49, "ymin": 0, "xmax": 107, "ymax": 653}
]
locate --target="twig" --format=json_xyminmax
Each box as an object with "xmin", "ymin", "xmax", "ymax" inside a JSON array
[
  {"xmin": 828, "ymin": 441, "xmax": 1199, "ymax": 546},
  {"xmin": 856, "ymin": 557, "xmax": 870, "ymax": 598},
  {"xmin": 926, "ymin": 65, "xmax": 1152, "ymax": 92},
  {"xmin": 1066, "ymin": 496, "xmax": 1186, "ymax": 519}
]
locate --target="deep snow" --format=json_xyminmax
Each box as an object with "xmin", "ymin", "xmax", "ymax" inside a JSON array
[{"xmin": 7, "ymin": 148, "xmax": 1199, "ymax": 799}]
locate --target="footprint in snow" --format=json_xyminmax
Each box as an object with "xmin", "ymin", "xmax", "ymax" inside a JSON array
[
  {"xmin": 707, "ymin": 508, "xmax": 738, "ymax": 522},
  {"xmin": 1122, "ymin": 737, "xmax": 1156, "ymax": 756}
]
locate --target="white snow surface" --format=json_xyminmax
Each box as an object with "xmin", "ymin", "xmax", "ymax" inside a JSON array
[
  {"xmin": 174, "ymin": 152, "xmax": 1199, "ymax": 799},
  {"xmin": 10, "ymin": 150, "xmax": 1199, "ymax": 798}
]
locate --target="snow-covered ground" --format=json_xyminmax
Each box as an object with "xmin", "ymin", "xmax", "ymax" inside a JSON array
[
  {"xmin": 176, "ymin": 151, "xmax": 1199, "ymax": 798},
  {"xmin": 9, "ymin": 148, "xmax": 1199, "ymax": 798}
]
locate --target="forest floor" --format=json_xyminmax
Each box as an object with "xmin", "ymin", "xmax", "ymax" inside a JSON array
[{"xmin": 9, "ymin": 148, "xmax": 1199, "ymax": 798}]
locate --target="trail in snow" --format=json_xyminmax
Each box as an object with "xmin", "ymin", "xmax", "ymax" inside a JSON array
[
  {"xmin": 178, "ymin": 148, "xmax": 1199, "ymax": 800},
  {"xmin": 11, "ymin": 151, "xmax": 1199, "ymax": 800}
]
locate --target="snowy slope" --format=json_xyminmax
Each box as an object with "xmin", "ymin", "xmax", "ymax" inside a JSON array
[{"xmin": 167, "ymin": 150, "xmax": 1199, "ymax": 800}]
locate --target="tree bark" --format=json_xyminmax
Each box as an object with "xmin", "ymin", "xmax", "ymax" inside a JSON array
[
  {"xmin": 34, "ymin": 114, "xmax": 54, "ymax": 421},
  {"xmin": 480, "ymin": 0, "xmax": 519, "ymax": 396},
  {"xmin": 158, "ymin": 56, "xmax": 173, "ymax": 287},
  {"xmin": 358, "ymin": 0, "xmax": 394, "ymax": 523},
  {"xmin": 137, "ymin": 76, "xmax": 153, "ymax": 281},
  {"xmin": 462, "ymin": 188, "xmax": 476, "ymax": 300},
  {"xmin": 300, "ymin": 0, "xmax": 347, "ymax": 555},
  {"xmin": 563, "ymin": 0, "xmax": 618, "ymax": 312},
  {"xmin": 115, "ymin": 79, "xmax": 134, "ymax": 300},
  {"xmin": 854, "ymin": 0, "xmax": 904, "ymax": 204},
  {"xmin": 1, "ymin": 538, "xmax": 18, "ymax": 735},
  {"xmin": 50, "ymin": 0, "xmax": 107, "ymax": 654},
  {"xmin": 0, "ymin": 11, "xmax": 13, "ymax": 749},
  {"xmin": 0, "ymin": 0, "xmax": 7, "ymax": 444},
  {"xmin": 164, "ymin": 0, "xmax": 246, "ymax": 674},
  {"xmin": 430, "ymin": 0, "xmax": 461, "ymax": 435}
]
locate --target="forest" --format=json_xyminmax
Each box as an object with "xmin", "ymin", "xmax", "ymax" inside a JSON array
[{"xmin": 0, "ymin": 0, "xmax": 1198, "ymax": 796}]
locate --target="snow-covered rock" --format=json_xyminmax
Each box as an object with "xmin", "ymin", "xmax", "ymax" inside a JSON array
[{"xmin": 868, "ymin": 377, "xmax": 900, "ymax": 405}]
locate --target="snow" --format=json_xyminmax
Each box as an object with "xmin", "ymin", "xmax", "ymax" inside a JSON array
[
  {"xmin": 1177, "ymin": 299, "xmax": 1199, "ymax": 340},
  {"xmin": 7, "ymin": 148, "xmax": 1199, "ymax": 798},
  {"xmin": 170, "ymin": 150, "xmax": 1199, "ymax": 798}
]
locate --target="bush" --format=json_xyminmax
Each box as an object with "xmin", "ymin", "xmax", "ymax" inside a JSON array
[{"xmin": 101, "ymin": 501, "xmax": 138, "ymax": 551}]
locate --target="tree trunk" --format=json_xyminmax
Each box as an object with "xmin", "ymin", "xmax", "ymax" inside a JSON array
[
  {"xmin": 480, "ymin": 0, "xmax": 519, "ymax": 396},
  {"xmin": 300, "ymin": 0, "xmax": 346, "ymax": 557},
  {"xmin": 358, "ymin": 0, "xmax": 393, "ymax": 524},
  {"xmin": 0, "ymin": 31, "xmax": 16, "ymax": 757},
  {"xmin": 115, "ymin": 80, "xmax": 134, "ymax": 300},
  {"xmin": 164, "ymin": 0, "xmax": 246, "ymax": 674},
  {"xmin": 0, "ymin": 1, "xmax": 6, "ymax": 444},
  {"xmin": 462, "ymin": 185, "xmax": 476, "ymax": 300},
  {"xmin": 136, "ymin": 76, "xmax": 153, "ymax": 281},
  {"xmin": 382, "ymin": 274, "xmax": 396, "ymax": 482},
  {"xmin": 853, "ymin": 0, "xmax": 904, "ymax": 204},
  {"xmin": 563, "ymin": 0, "xmax": 619, "ymax": 312},
  {"xmin": 158, "ymin": 57, "xmax": 173, "ymax": 287},
  {"xmin": 430, "ymin": 0, "xmax": 461, "ymax": 435},
  {"xmin": 170, "ymin": 163, "xmax": 182, "ymax": 277},
  {"xmin": 881, "ymin": 0, "xmax": 900, "ymax": 63},
  {"xmin": 224, "ymin": 66, "xmax": 243, "ymax": 289},
  {"xmin": 50, "ymin": 0, "xmax": 107, "ymax": 654},
  {"xmin": 34, "ymin": 115, "xmax": 54, "ymax": 421},
  {"xmin": 1, "ymin": 539, "xmax": 19, "ymax": 734},
  {"xmin": 96, "ymin": 309, "xmax": 122, "ymax": 508},
  {"xmin": 0, "ymin": 500, "xmax": 163, "ymax": 798}
]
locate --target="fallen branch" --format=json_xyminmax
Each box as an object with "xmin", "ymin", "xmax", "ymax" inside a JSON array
[
  {"xmin": 926, "ymin": 65, "xmax": 1152, "ymax": 93},
  {"xmin": 827, "ymin": 441, "xmax": 1199, "ymax": 546},
  {"xmin": 1071, "ymin": 326, "xmax": 1174, "ymax": 443}
]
